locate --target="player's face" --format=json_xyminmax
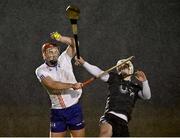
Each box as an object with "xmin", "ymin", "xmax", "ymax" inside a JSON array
[
  {"xmin": 44, "ymin": 47, "xmax": 60, "ymax": 65},
  {"xmin": 117, "ymin": 63, "xmax": 130, "ymax": 75}
]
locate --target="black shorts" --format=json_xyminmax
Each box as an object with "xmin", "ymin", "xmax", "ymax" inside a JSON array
[{"xmin": 100, "ymin": 113, "xmax": 129, "ymax": 137}]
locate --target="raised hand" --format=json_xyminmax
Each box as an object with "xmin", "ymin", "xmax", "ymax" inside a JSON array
[
  {"xmin": 50, "ymin": 32, "xmax": 62, "ymax": 40},
  {"xmin": 74, "ymin": 56, "xmax": 85, "ymax": 66},
  {"xmin": 135, "ymin": 70, "xmax": 147, "ymax": 82}
]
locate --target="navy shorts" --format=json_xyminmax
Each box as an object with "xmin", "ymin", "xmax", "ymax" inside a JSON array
[{"xmin": 50, "ymin": 103, "xmax": 85, "ymax": 132}]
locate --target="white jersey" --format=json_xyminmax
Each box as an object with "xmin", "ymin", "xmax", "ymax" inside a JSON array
[{"xmin": 35, "ymin": 50, "xmax": 82, "ymax": 109}]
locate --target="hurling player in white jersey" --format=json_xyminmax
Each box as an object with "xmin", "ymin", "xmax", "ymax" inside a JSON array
[{"xmin": 35, "ymin": 32, "xmax": 85, "ymax": 137}]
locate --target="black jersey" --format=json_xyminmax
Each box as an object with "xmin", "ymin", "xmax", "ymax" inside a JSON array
[{"xmin": 104, "ymin": 72, "xmax": 142, "ymax": 121}]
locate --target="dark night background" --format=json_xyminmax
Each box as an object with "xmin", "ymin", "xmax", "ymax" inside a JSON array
[{"xmin": 0, "ymin": 0, "xmax": 180, "ymax": 136}]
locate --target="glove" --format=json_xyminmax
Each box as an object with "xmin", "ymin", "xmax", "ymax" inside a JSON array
[{"xmin": 50, "ymin": 32, "xmax": 62, "ymax": 40}]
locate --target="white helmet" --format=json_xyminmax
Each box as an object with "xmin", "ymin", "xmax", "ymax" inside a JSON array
[{"xmin": 116, "ymin": 59, "xmax": 134, "ymax": 75}]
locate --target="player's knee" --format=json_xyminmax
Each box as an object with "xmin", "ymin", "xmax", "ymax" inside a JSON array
[
  {"xmin": 99, "ymin": 123, "xmax": 112, "ymax": 137},
  {"xmin": 100, "ymin": 128, "xmax": 112, "ymax": 137}
]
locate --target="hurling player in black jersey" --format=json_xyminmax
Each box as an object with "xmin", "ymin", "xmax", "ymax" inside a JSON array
[{"xmin": 75, "ymin": 56, "xmax": 151, "ymax": 137}]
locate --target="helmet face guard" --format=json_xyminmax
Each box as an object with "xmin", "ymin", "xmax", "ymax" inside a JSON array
[
  {"xmin": 116, "ymin": 59, "xmax": 134, "ymax": 75},
  {"xmin": 42, "ymin": 43, "xmax": 60, "ymax": 66}
]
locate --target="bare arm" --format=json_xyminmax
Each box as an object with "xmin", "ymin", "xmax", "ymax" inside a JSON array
[
  {"xmin": 50, "ymin": 32, "xmax": 76, "ymax": 58},
  {"xmin": 41, "ymin": 76, "xmax": 82, "ymax": 94}
]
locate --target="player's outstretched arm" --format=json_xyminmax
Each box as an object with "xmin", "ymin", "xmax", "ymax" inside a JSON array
[
  {"xmin": 41, "ymin": 76, "xmax": 82, "ymax": 93},
  {"xmin": 75, "ymin": 56, "xmax": 109, "ymax": 82}
]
